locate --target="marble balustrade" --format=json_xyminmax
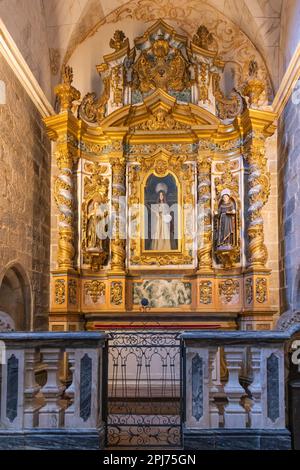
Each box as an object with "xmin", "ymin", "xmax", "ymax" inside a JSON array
[
  {"xmin": 0, "ymin": 332, "xmax": 107, "ymax": 450},
  {"xmin": 181, "ymin": 326, "xmax": 300, "ymax": 450}
]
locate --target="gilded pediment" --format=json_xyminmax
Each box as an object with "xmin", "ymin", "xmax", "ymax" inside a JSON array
[{"xmin": 99, "ymin": 88, "xmax": 219, "ymax": 132}]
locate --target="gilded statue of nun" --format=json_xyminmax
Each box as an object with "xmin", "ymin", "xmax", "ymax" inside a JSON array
[
  {"xmin": 216, "ymin": 189, "xmax": 236, "ymax": 249},
  {"xmin": 151, "ymin": 183, "xmax": 172, "ymax": 251}
]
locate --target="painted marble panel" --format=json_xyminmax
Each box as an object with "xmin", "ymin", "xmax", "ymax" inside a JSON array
[
  {"xmin": 133, "ymin": 280, "xmax": 192, "ymax": 307},
  {"xmin": 267, "ymin": 353, "xmax": 280, "ymax": 422},
  {"xmin": 80, "ymin": 353, "xmax": 92, "ymax": 422},
  {"xmin": 6, "ymin": 354, "xmax": 18, "ymax": 422},
  {"xmin": 192, "ymin": 354, "xmax": 203, "ymax": 421}
]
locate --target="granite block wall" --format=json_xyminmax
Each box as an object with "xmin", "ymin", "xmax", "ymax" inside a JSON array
[
  {"xmin": 0, "ymin": 57, "xmax": 51, "ymax": 329},
  {"xmin": 278, "ymin": 78, "xmax": 300, "ymax": 319}
]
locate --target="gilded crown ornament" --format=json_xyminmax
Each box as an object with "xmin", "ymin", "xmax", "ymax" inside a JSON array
[{"xmin": 54, "ymin": 65, "xmax": 80, "ymax": 112}]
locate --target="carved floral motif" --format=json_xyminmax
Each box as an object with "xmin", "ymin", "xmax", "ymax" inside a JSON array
[
  {"xmin": 55, "ymin": 279, "xmax": 65, "ymax": 304},
  {"xmin": 111, "ymin": 282, "xmax": 123, "ymax": 305},
  {"xmin": 256, "ymin": 278, "xmax": 267, "ymax": 303},
  {"xmin": 199, "ymin": 281, "xmax": 212, "ymax": 304},
  {"xmin": 245, "ymin": 278, "xmax": 253, "ymax": 304},
  {"xmin": 84, "ymin": 280, "xmax": 106, "ymax": 303},
  {"xmin": 219, "ymin": 279, "xmax": 239, "ymax": 303},
  {"xmin": 68, "ymin": 280, "xmax": 77, "ymax": 305}
]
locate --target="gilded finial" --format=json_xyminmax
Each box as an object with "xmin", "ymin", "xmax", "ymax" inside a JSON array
[
  {"xmin": 109, "ymin": 30, "xmax": 128, "ymax": 51},
  {"xmin": 242, "ymin": 59, "xmax": 265, "ymax": 107},
  {"xmin": 193, "ymin": 25, "xmax": 213, "ymax": 50},
  {"xmin": 54, "ymin": 64, "xmax": 81, "ymax": 112}
]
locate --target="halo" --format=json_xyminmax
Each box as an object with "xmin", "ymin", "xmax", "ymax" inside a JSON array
[
  {"xmin": 221, "ymin": 189, "xmax": 231, "ymax": 197},
  {"xmin": 155, "ymin": 182, "xmax": 168, "ymax": 194}
]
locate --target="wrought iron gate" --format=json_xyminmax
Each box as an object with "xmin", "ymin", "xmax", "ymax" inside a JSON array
[{"xmin": 104, "ymin": 331, "xmax": 183, "ymax": 448}]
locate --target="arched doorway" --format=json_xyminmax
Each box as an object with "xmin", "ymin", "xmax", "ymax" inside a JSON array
[{"xmin": 0, "ymin": 264, "xmax": 32, "ymax": 331}]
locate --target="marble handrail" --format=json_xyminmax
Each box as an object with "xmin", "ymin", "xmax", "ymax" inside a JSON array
[
  {"xmin": 181, "ymin": 327, "xmax": 300, "ymax": 440},
  {"xmin": 0, "ymin": 332, "xmax": 107, "ymax": 449}
]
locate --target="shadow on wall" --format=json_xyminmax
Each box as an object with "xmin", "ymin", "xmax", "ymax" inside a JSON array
[
  {"xmin": 0, "ymin": 263, "xmax": 32, "ymax": 331},
  {"xmin": 293, "ymin": 267, "xmax": 300, "ymax": 311}
]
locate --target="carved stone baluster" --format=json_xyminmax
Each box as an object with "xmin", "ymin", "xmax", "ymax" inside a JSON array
[
  {"xmin": 110, "ymin": 157, "xmax": 126, "ymax": 272},
  {"xmin": 38, "ymin": 348, "xmax": 65, "ymax": 428},
  {"xmin": 223, "ymin": 346, "xmax": 247, "ymax": 428},
  {"xmin": 24, "ymin": 349, "xmax": 41, "ymax": 428},
  {"xmin": 64, "ymin": 349, "xmax": 76, "ymax": 427},
  {"xmin": 197, "ymin": 154, "xmax": 212, "ymax": 271},
  {"xmin": 208, "ymin": 347, "xmax": 220, "ymax": 428},
  {"xmin": 249, "ymin": 347, "xmax": 262, "ymax": 428}
]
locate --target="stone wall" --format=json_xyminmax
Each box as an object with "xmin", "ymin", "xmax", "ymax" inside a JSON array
[
  {"xmin": 0, "ymin": 0, "xmax": 51, "ymax": 100},
  {"xmin": 0, "ymin": 57, "xmax": 51, "ymax": 330},
  {"xmin": 278, "ymin": 78, "xmax": 300, "ymax": 319},
  {"xmin": 263, "ymin": 131, "xmax": 280, "ymax": 314}
]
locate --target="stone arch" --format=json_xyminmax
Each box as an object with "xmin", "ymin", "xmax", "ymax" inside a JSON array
[{"xmin": 0, "ymin": 262, "xmax": 32, "ymax": 331}]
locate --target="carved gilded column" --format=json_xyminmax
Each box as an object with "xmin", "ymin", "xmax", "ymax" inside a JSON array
[
  {"xmin": 54, "ymin": 142, "xmax": 78, "ymax": 269},
  {"xmin": 197, "ymin": 153, "xmax": 213, "ymax": 271},
  {"xmin": 44, "ymin": 66, "xmax": 82, "ymax": 330},
  {"xmin": 244, "ymin": 132, "xmax": 270, "ymax": 268},
  {"xmin": 110, "ymin": 156, "xmax": 126, "ymax": 273},
  {"xmin": 51, "ymin": 66, "xmax": 80, "ymax": 270}
]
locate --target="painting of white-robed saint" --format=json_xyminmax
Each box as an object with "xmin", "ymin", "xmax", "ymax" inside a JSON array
[{"xmin": 144, "ymin": 174, "xmax": 178, "ymax": 251}]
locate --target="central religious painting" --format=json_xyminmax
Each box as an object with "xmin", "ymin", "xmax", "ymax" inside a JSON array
[{"xmin": 45, "ymin": 19, "xmax": 277, "ymax": 331}]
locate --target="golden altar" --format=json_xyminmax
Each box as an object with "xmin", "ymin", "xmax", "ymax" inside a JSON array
[{"xmin": 44, "ymin": 20, "xmax": 277, "ymax": 331}]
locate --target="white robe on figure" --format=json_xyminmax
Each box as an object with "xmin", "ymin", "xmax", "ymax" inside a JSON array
[{"xmin": 150, "ymin": 202, "xmax": 172, "ymax": 251}]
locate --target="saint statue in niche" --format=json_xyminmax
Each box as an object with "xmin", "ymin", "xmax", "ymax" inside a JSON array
[
  {"xmin": 144, "ymin": 174, "xmax": 178, "ymax": 251},
  {"xmin": 86, "ymin": 200, "xmax": 108, "ymax": 251},
  {"xmin": 215, "ymin": 189, "xmax": 236, "ymax": 250}
]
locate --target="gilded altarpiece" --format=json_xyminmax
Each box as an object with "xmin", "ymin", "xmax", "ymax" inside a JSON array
[{"xmin": 44, "ymin": 20, "xmax": 277, "ymax": 331}]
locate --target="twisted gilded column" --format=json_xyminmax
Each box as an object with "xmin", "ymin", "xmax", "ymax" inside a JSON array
[
  {"xmin": 54, "ymin": 143, "xmax": 78, "ymax": 269},
  {"xmin": 245, "ymin": 133, "xmax": 270, "ymax": 268},
  {"xmin": 110, "ymin": 156, "xmax": 126, "ymax": 272},
  {"xmin": 197, "ymin": 154, "xmax": 213, "ymax": 271}
]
